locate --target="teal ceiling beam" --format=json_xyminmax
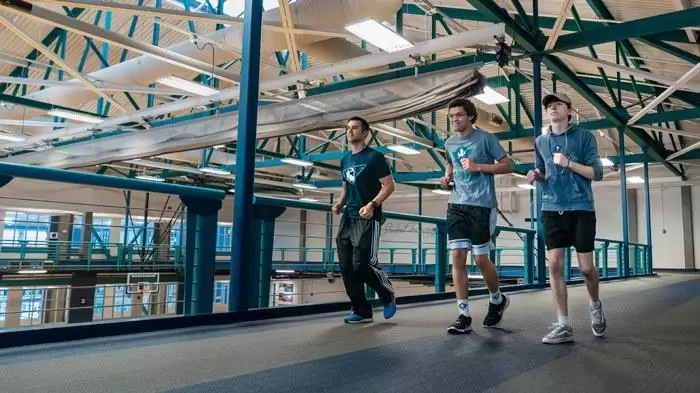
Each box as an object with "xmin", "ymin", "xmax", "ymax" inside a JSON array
[
  {"xmin": 401, "ymin": 4, "xmax": 694, "ymax": 44},
  {"xmin": 552, "ymin": 7, "xmax": 700, "ymax": 54},
  {"xmin": 466, "ymin": 0, "xmax": 683, "ymax": 178}
]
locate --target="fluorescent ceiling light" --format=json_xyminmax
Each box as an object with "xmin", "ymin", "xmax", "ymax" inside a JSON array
[
  {"xmin": 300, "ymin": 197, "xmax": 318, "ymax": 202},
  {"xmin": 600, "ymin": 157, "xmax": 614, "ymax": 167},
  {"xmin": 47, "ymin": 109, "xmax": 104, "ymax": 124},
  {"xmin": 627, "ymin": 176, "xmax": 645, "ymax": 184},
  {"xmin": 293, "ymin": 183, "xmax": 318, "ymax": 190},
  {"xmin": 0, "ymin": 119, "xmax": 65, "ymax": 127},
  {"xmin": 473, "ymin": 86, "xmax": 509, "ymax": 105},
  {"xmin": 281, "ymin": 157, "xmax": 314, "ymax": 167},
  {"xmin": 136, "ymin": 175, "xmax": 165, "ymax": 182},
  {"xmin": 432, "ymin": 189, "xmax": 451, "ymax": 195},
  {"xmin": 156, "ymin": 75, "xmax": 219, "ymax": 96},
  {"xmin": 18, "ymin": 269, "xmax": 47, "ymax": 274},
  {"xmin": 213, "ymin": 144, "xmax": 226, "ymax": 149},
  {"xmin": 275, "ymin": 269, "xmax": 295, "ymax": 274},
  {"xmin": 200, "ymin": 167, "xmax": 231, "ymax": 175},
  {"xmin": 0, "ymin": 133, "xmax": 26, "ymax": 142},
  {"xmin": 386, "ymin": 145, "xmax": 420, "ymax": 155},
  {"xmin": 345, "ymin": 19, "xmax": 414, "ymax": 53},
  {"xmin": 517, "ymin": 183, "xmax": 536, "ymax": 190}
]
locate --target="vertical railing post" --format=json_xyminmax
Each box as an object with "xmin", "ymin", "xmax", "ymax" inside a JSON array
[{"xmin": 434, "ymin": 223, "xmax": 448, "ymax": 293}]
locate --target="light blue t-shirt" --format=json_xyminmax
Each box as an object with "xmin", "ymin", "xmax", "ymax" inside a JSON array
[
  {"xmin": 444, "ymin": 129, "xmax": 507, "ymax": 208},
  {"xmin": 535, "ymin": 124, "xmax": 604, "ymax": 212}
]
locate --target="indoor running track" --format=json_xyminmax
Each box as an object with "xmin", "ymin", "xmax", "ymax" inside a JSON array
[{"xmin": 1, "ymin": 273, "xmax": 699, "ymax": 393}]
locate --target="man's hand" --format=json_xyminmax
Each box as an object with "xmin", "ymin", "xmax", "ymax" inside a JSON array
[
  {"xmin": 527, "ymin": 168, "xmax": 544, "ymax": 184},
  {"xmin": 359, "ymin": 203, "xmax": 374, "ymax": 219},
  {"xmin": 439, "ymin": 176, "xmax": 452, "ymax": 189},
  {"xmin": 460, "ymin": 158, "xmax": 480, "ymax": 172},
  {"xmin": 552, "ymin": 153, "xmax": 570, "ymax": 168},
  {"xmin": 331, "ymin": 202, "xmax": 342, "ymax": 215}
]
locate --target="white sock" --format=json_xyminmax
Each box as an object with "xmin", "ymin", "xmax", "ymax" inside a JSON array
[
  {"xmin": 558, "ymin": 315, "xmax": 569, "ymax": 327},
  {"xmin": 489, "ymin": 291, "xmax": 503, "ymax": 305},
  {"xmin": 458, "ymin": 300, "xmax": 470, "ymax": 317},
  {"xmin": 590, "ymin": 299, "xmax": 601, "ymax": 308}
]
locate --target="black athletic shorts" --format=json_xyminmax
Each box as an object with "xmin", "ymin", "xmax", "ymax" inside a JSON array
[
  {"xmin": 446, "ymin": 203, "xmax": 497, "ymax": 255},
  {"xmin": 541, "ymin": 210, "xmax": 597, "ymax": 253}
]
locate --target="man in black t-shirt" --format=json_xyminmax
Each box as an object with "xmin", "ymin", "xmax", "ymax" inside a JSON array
[{"xmin": 332, "ymin": 116, "xmax": 397, "ymax": 324}]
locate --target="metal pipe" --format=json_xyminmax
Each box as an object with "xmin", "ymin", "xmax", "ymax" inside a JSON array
[
  {"xmin": 619, "ymin": 127, "xmax": 630, "ymax": 276},
  {"xmin": 0, "ymin": 162, "xmax": 225, "ymax": 199},
  {"xmin": 643, "ymin": 150, "xmax": 653, "ymax": 273}
]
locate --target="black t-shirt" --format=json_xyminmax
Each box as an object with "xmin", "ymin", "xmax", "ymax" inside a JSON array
[{"xmin": 341, "ymin": 147, "xmax": 391, "ymax": 221}]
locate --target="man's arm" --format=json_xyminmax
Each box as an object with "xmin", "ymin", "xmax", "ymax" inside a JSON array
[
  {"xmin": 566, "ymin": 132, "xmax": 603, "ymax": 181},
  {"xmin": 475, "ymin": 134, "xmax": 513, "ymax": 174},
  {"xmin": 475, "ymin": 155, "xmax": 513, "ymax": 174},
  {"xmin": 337, "ymin": 182, "xmax": 347, "ymax": 205},
  {"xmin": 372, "ymin": 174, "xmax": 395, "ymax": 206},
  {"xmin": 445, "ymin": 162, "xmax": 454, "ymax": 180}
]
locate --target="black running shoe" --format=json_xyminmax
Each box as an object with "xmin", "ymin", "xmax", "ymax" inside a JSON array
[
  {"xmin": 483, "ymin": 294, "xmax": 510, "ymax": 328},
  {"xmin": 447, "ymin": 314, "xmax": 472, "ymax": 334}
]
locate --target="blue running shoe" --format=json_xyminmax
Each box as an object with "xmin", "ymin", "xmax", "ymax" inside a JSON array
[
  {"xmin": 384, "ymin": 301, "xmax": 397, "ymax": 319},
  {"xmin": 344, "ymin": 313, "xmax": 373, "ymax": 324}
]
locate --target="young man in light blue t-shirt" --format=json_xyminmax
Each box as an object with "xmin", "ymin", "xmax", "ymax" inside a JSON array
[
  {"xmin": 527, "ymin": 93, "xmax": 607, "ymax": 344},
  {"xmin": 439, "ymin": 98, "xmax": 514, "ymax": 334}
]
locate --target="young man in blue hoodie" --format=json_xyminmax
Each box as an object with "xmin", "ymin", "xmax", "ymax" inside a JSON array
[{"xmin": 527, "ymin": 93, "xmax": 607, "ymax": 344}]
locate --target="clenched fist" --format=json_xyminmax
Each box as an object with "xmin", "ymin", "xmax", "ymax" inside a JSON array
[{"xmin": 460, "ymin": 158, "xmax": 480, "ymax": 172}]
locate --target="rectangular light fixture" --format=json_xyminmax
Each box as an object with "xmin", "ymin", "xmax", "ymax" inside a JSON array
[
  {"xmin": 200, "ymin": 167, "xmax": 232, "ymax": 175},
  {"xmin": 293, "ymin": 183, "xmax": 318, "ymax": 190},
  {"xmin": 299, "ymin": 197, "xmax": 318, "ymax": 202},
  {"xmin": 431, "ymin": 189, "xmax": 451, "ymax": 195},
  {"xmin": 473, "ymin": 86, "xmax": 509, "ymax": 105},
  {"xmin": 18, "ymin": 269, "xmax": 48, "ymax": 274},
  {"xmin": 345, "ymin": 19, "xmax": 414, "ymax": 53},
  {"xmin": 281, "ymin": 157, "xmax": 314, "ymax": 167},
  {"xmin": 600, "ymin": 157, "xmax": 614, "ymax": 167},
  {"xmin": 517, "ymin": 183, "xmax": 536, "ymax": 190},
  {"xmin": 136, "ymin": 175, "xmax": 165, "ymax": 182},
  {"xmin": 0, "ymin": 133, "xmax": 26, "ymax": 142},
  {"xmin": 386, "ymin": 145, "xmax": 420, "ymax": 155},
  {"xmin": 156, "ymin": 75, "xmax": 219, "ymax": 96},
  {"xmin": 627, "ymin": 176, "xmax": 645, "ymax": 184},
  {"xmin": 47, "ymin": 109, "xmax": 104, "ymax": 124}
]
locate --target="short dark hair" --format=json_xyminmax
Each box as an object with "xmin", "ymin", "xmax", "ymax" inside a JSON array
[
  {"xmin": 447, "ymin": 97, "xmax": 478, "ymax": 124},
  {"xmin": 347, "ymin": 116, "xmax": 370, "ymax": 131}
]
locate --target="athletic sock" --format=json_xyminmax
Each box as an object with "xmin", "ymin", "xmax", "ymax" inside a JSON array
[
  {"xmin": 457, "ymin": 300, "xmax": 470, "ymax": 317},
  {"xmin": 590, "ymin": 299, "xmax": 601, "ymax": 309},
  {"xmin": 489, "ymin": 290, "xmax": 503, "ymax": 305},
  {"xmin": 558, "ymin": 315, "xmax": 569, "ymax": 327}
]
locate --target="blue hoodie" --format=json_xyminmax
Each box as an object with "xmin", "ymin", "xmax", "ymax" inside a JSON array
[{"xmin": 535, "ymin": 124, "xmax": 603, "ymax": 212}]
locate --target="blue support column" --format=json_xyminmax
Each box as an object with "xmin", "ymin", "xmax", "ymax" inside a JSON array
[
  {"xmin": 180, "ymin": 196, "xmax": 222, "ymax": 315},
  {"xmin": 229, "ymin": 0, "xmax": 264, "ymax": 312},
  {"xmin": 434, "ymin": 223, "xmax": 448, "ymax": 293},
  {"xmin": 532, "ymin": 55, "xmax": 547, "ymax": 287},
  {"xmin": 249, "ymin": 204, "xmax": 286, "ymax": 309},
  {"xmin": 618, "ymin": 128, "xmax": 630, "ymax": 276},
  {"xmin": 643, "ymin": 149, "xmax": 653, "ymax": 273},
  {"xmin": 418, "ymin": 188, "xmax": 423, "ymax": 272}
]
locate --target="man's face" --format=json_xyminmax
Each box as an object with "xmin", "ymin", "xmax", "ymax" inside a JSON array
[
  {"xmin": 546, "ymin": 101, "xmax": 571, "ymax": 122},
  {"xmin": 346, "ymin": 120, "xmax": 367, "ymax": 143},
  {"xmin": 448, "ymin": 107, "xmax": 471, "ymax": 132}
]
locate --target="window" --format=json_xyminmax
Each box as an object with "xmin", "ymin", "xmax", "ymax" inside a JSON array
[
  {"xmin": 166, "ymin": 283, "xmax": 178, "ymax": 314},
  {"xmin": 214, "ymin": 281, "xmax": 229, "ymax": 304},
  {"xmin": 112, "ymin": 286, "xmax": 132, "ymax": 316},
  {"xmin": 71, "ymin": 216, "xmax": 113, "ymax": 249},
  {"xmin": 120, "ymin": 219, "xmax": 155, "ymax": 247},
  {"xmin": 0, "ymin": 289, "xmax": 7, "ymax": 321},
  {"xmin": 2, "ymin": 211, "xmax": 50, "ymax": 247},
  {"xmin": 94, "ymin": 287, "xmax": 105, "ymax": 318},
  {"xmin": 216, "ymin": 225, "xmax": 232, "ymax": 252},
  {"xmin": 20, "ymin": 289, "xmax": 44, "ymax": 320}
]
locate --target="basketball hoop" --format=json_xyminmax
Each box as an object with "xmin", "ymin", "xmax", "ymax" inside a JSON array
[{"xmin": 126, "ymin": 273, "xmax": 160, "ymax": 296}]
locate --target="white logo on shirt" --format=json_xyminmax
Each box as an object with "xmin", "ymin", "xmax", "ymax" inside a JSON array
[{"xmin": 343, "ymin": 164, "xmax": 367, "ymax": 184}]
